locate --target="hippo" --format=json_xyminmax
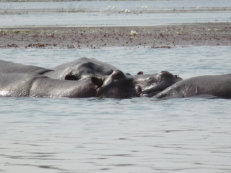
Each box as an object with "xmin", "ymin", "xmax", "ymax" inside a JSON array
[
  {"xmin": 0, "ymin": 60, "xmax": 50, "ymax": 75},
  {"xmin": 155, "ymin": 74, "xmax": 231, "ymax": 99},
  {"xmin": 0, "ymin": 59, "xmax": 181, "ymax": 98},
  {"xmin": 0, "ymin": 58, "xmax": 118, "ymax": 80},
  {"xmin": 96, "ymin": 70, "xmax": 140, "ymax": 98},
  {"xmin": 95, "ymin": 70, "xmax": 181, "ymax": 98},
  {"xmin": 0, "ymin": 69, "xmax": 181, "ymax": 99},
  {"xmin": 44, "ymin": 58, "xmax": 182, "ymax": 97},
  {"xmin": 0, "ymin": 73, "xmax": 101, "ymax": 98},
  {"xmin": 132, "ymin": 71, "xmax": 182, "ymax": 97},
  {"xmin": 45, "ymin": 57, "xmax": 119, "ymax": 80}
]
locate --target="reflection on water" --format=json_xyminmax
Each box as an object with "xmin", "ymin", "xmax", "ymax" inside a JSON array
[{"xmin": 0, "ymin": 46, "xmax": 231, "ymax": 173}]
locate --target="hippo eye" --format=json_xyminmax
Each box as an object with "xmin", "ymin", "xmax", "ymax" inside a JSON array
[
  {"xmin": 106, "ymin": 70, "xmax": 113, "ymax": 75},
  {"xmin": 65, "ymin": 73, "xmax": 80, "ymax": 80}
]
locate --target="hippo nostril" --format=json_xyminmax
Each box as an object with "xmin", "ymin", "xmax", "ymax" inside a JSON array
[
  {"xmin": 65, "ymin": 73, "xmax": 80, "ymax": 80},
  {"xmin": 112, "ymin": 70, "xmax": 125, "ymax": 80}
]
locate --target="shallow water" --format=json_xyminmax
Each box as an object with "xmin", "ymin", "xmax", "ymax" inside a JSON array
[
  {"xmin": 0, "ymin": 46, "xmax": 231, "ymax": 173},
  {"xmin": 1, "ymin": 11, "xmax": 231, "ymax": 27},
  {"xmin": 1, "ymin": 0, "xmax": 231, "ymax": 11},
  {"xmin": 0, "ymin": 0, "xmax": 231, "ymax": 27}
]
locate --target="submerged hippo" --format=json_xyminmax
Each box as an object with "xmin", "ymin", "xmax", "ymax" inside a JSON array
[
  {"xmin": 96, "ymin": 70, "xmax": 140, "ymax": 98},
  {"xmin": 0, "ymin": 59, "xmax": 181, "ymax": 98},
  {"xmin": 156, "ymin": 74, "xmax": 231, "ymax": 99},
  {"xmin": 0, "ymin": 73, "xmax": 101, "ymax": 98},
  {"xmin": 0, "ymin": 69, "xmax": 181, "ymax": 99},
  {"xmin": 95, "ymin": 70, "xmax": 182, "ymax": 98},
  {"xmin": 0, "ymin": 58, "xmax": 118, "ymax": 80},
  {"xmin": 132, "ymin": 71, "xmax": 182, "ymax": 97}
]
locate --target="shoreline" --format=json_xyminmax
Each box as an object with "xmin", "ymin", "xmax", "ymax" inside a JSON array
[{"xmin": 1, "ymin": 22, "xmax": 231, "ymax": 49}]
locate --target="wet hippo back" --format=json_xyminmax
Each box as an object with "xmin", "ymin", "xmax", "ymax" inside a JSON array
[
  {"xmin": 45, "ymin": 57, "xmax": 119, "ymax": 80},
  {"xmin": 0, "ymin": 60, "xmax": 50, "ymax": 75},
  {"xmin": 30, "ymin": 77, "xmax": 100, "ymax": 98},
  {"xmin": 0, "ymin": 72, "xmax": 101, "ymax": 98},
  {"xmin": 0, "ymin": 73, "xmax": 36, "ymax": 97},
  {"xmin": 156, "ymin": 74, "xmax": 231, "ymax": 99}
]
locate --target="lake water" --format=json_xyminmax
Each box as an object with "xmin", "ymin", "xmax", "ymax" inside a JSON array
[
  {"xmin": 1, "ymin": 0, "xmax": 231, "ymax": 172},
  {"xmin": 0, "ymin": 0, "xmax": 231, "ymax": 27},
  {"xmin": 0, "ymin": 46, "xmax": 231, "ymax": 173}
]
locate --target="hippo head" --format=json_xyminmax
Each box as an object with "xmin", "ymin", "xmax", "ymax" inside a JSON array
[
  {"xmin": 133, "ymin": 71, "xmax": 182, "ymax": 97},
  {"xmin": 93, "ymin": 70, "xmax": 140, "ymax": 98},
  {"xmin": 91, "ymin": 70, "xmax": 181, "ymax": 98}
]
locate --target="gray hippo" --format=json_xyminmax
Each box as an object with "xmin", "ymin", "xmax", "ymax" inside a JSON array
[
  {"xmin": 44, "ymin": 58, "xmax": 181, "ymax": 97},
  {"xmin": 0, "ymin": 70, "xmax": 142, "ymax": 98},
  {"xmin": 0, "ymin": 73, "xmax": 102, "ymax": 98},
  {"xmin": 0, "ymin": 58, "xmax": 116, "ymax": 79},
  {"xmin": 156, "ymin": 74, "xmax": 231, "ymax": 99},
  {"xmin": 132, "ymin": 71, "xmax": 182, "ymax": 97},
  {"xmin": 96, "ymin": 70, "xmax": 140, "ymax": 98},
  {"xmin": 96, "ymin": 70, "xmax": 181, "ymax": 98},
  {"xmin": 0, "ymin": 59, "xmax": 181, "ymax": 98},
  {"xmin": 45, "ymin": 57, "xmax": 118, "ymax": 80},
  {"xmin": 0, "ymin": 69, "xmax": 181, "ymax": 99}
]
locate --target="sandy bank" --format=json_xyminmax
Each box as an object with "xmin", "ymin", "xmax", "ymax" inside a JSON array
[{"xmin": 0, "ymin": 22, "xmax": 231, "ymax": 49}]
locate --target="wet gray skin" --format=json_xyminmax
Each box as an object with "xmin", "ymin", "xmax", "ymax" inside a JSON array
[
  {"xmin": 45, "ymin": 57, "xmax": 118, "ymax": 80},
  {"xmin": 0, "ymin": 60, "xmax": 50, "ymax": 75},
  {"xmin": 0, "ymin": 73, "xmax": 101, "ymax": 98},
  {"xmin": 0, "ymin": 59, "xmax": 182, "ymax": 98},
  {"xmin": 95, "ymin": 70, "xmax": 140, "ymax": 98},
  {"xmin": 155, "ymin": 74, "xmax": 231, "ymax": 99},
  {"xmin": 95, "ymin": 70, "xmax": 182, "ymax": 98}
]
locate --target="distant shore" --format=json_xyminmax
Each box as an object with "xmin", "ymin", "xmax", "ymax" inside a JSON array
[{"xmin": 0, "ymin": 22, "xmax": 231, "ymax": 49}]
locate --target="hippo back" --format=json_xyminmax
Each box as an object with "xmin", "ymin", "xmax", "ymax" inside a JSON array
[
  {"xmin": 156, "ymin": 74, "xmax": 231, "ymax": 99},
  {"xmin": 0, "ymin": 60, "xmax": 50, "ymax": 75},
  {"xmin": 45, "ymin": 57, "xmax": 119, "ymax": 80},
  {"xmin": 0, "ymin": 73, "xmax": 36, "ymax": 97}
]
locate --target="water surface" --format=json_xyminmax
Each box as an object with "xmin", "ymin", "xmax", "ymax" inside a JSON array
[
  {"xmin": 0, "ymin": 0, "xmax": 231, "ymax": 27},
  {"xmin": 0, "ymin": 46, "xmax": 231, "ymax": 173}
]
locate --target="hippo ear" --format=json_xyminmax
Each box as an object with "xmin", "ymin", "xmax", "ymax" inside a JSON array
[
  {"xmin": 137, "ymin": 71, "xmax": 144, "ymax": 75},
  {"xmin": 174, "ymin": 75, "xmax": 182, "ymax": 81},
  {"xmin": 112, "ymin": 70, "xmax": 126, "ymax": 80},
  {"xmin": 160, "ymin": 71, "xmax": 174, "ymax": 78},
  {"xmin": 91, "ymin": 77, "xmax": 103, "ymax": 88}
]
